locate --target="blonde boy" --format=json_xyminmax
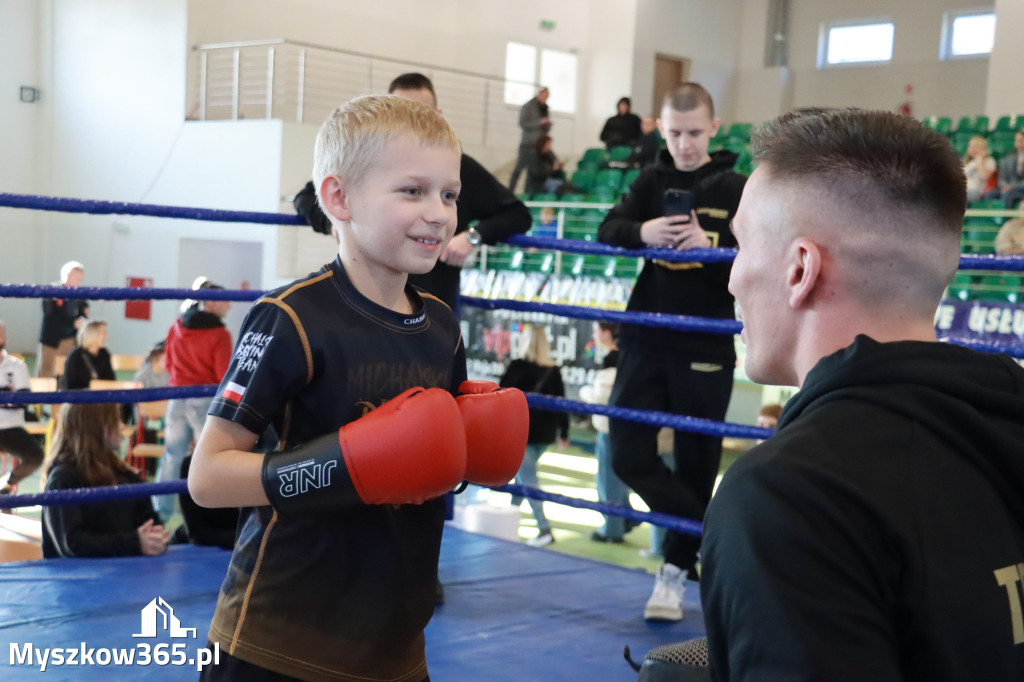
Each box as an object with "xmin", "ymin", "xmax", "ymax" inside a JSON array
[{"xmin": 189, "ymin": 95, "xmax": 527, "ymax": 681}]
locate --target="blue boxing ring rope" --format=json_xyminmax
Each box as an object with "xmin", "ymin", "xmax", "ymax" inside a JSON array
[{"xmin": 3, "ymin": 191, "xmax": 1024, "ymax": 540}]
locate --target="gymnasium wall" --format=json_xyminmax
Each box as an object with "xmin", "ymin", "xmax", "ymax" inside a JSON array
[{"xmin": 3, "ymin": 0, "xmax": 1023, "ymax": 353}]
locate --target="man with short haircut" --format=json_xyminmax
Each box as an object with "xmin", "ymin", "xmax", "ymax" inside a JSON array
[
  {"xmin": 36, "ymin": 261, "xmax": 89, "ymax": 378},
  {"xmin": 701, "ymin": 108, "xmax": 1024, "ymax": 681},
  {"xmin": 597, "ymin": 82, "xmax": 746, "ymax": 622},
  {"xmin": 0, "ymin": 321, "xmax": 44, "ymax": 495}
]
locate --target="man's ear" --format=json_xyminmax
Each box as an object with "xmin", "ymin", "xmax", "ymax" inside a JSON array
[
  {"xmin": 319, "ymin": 175, "xmax": 352, "ymax": 223},
  {"xmin": 710, "ymin": 117, "xmax": 722, "ymax": 139},
  {"xmin": 786, "ymin": 238, "xmax": 821, "ymax": 309}
]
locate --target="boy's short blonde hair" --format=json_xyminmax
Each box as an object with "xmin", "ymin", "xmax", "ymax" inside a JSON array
[{"xmin": 312, "ymin": 94, "xmax": 460, "ymax": 205}]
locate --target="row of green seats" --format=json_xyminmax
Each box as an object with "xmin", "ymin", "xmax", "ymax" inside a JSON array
[
  {"xmin": 923, "ymin": 114, "xmax": 1023, "ymax": 136},
  {"xmin": 569, "ymin": 167, "xmax": 641, "ymax": 195},
  {"xmin": 482, "ymin": 244, "xmax": 639, "ymax": 279},
  {"xmin": 948, "ymin": 129, "xmax": 1020, "ymax": 157},
  {"xmin": 947, "ymin": 272, "xmax": 1021, "ymax": 304}
]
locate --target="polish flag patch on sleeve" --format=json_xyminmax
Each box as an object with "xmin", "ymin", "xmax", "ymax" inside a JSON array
[{"xmin": 222, "ymin": 381, "xmax": 246, "ymax": 403}]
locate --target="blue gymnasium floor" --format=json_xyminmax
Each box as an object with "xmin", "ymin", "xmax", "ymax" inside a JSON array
[{"xmin": 0, "ymin": 526, "xmax": 704, "ymax": 681}]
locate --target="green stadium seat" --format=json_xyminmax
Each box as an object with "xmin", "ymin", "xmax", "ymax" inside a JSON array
[
  {"xmin": 977, "ymin": 275, "xmax": 1022, "ymax": 303},
  {"xmin": 608, "ymin": 145, "xmax": 633, "ymax": 163},
  {"xmin": 990, "ymin": 132, "xmax": 1017, "ymax": 158},
  {"xmin": 923, "ymin": 116, "xmax": 953, "ymax": 135},
  {"xmin": 954, "ymin": 116, "xmax": 989, "ymax": 135},
  {"xmin": 579, "ymin": 148, "xmax": 609, "ymax": 168},
  {"xmin": 726, "ymin": 122, "xmax": 753, "ymax": 141},
  {"xmin": 594, "ymin": 168, "xmax": 623, "ymax": 192},
  {"xmin": 590, "ymin": 187, "xmax": 618, "ymax": 205},
  {"xmin": 620, "ymin": 168, "xmax": 641, "ymax": 192},
  {"xmin": 947, "ymin": 272, "xmax": 976, "ymax": 301},
  {"xmin": 570, "ymin": 169, "xmax": 596, "ymax": 193},
  {"xmin": 531, "ymin": 193, "xmax": 558, "ymax": 203},
  {"xmin": 951, "ymin": 132, "xmax": 974, "ymax": 157},
  {"xmin": 994, "ymin": 114, "xmax": 1023, "ymax": 132}
]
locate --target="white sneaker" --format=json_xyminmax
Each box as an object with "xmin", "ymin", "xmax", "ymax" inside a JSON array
[
  {"xmin": 643, "ymin": 563, "xmax": 685, "ymax": 621},
  {"xmin": 527, "ymin": 531, "xmax": 555, "ymax": 548}
]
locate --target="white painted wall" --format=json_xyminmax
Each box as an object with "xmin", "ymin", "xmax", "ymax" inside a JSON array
[
  {"xmin": 5, "ymin": 0, "xmax": 1022, "ymax": 356},
  {"xmin": 631, "ymin": 0, "xmax": 744, "ymax": 125},
  {"xmin": 987, "ymin": 0, "xmax": 1024, "ymax": 118},
  {"xmin": 0, "ymin": 1, "xmax": 45, "ymax": 352},
  {"xmin": 785, "ymin": 0, "xmax": 990, "ymax": 118}
]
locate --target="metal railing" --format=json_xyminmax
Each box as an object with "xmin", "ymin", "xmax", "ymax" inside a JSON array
[{"xmin": 190, "ymin": 39, "xmax": 576, "ymax": 153}]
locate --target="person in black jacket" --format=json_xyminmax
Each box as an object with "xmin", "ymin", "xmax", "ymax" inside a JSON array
[
  {"xmin": 597, "ymin": 82, "xmax": 746, "ymax": 622},
  {"xmin": 600, "ymin": 97, "xmax": 643, "ymax": 150},
  {"xmin": 701, "ymin": 109, "xmax": 1024, "ymax": 681},
  {"xmin": 36, "ymin": 260, "xmax": 89, "ymax": 379},
  {"xmin": 294, "ymin": 73, "xmax": 531, "ymax": 310},
  {"xmin": 499, "ymin": 325, "xmax": 569, "ymax": 548},
  {"xmin": 174, "ymin": 455, "xmax": 238, "ymax": 549},
  {"xmin": 61, "ymin": 320, "xmax": 115, "ymax": 390},
  {"xmin": 42, "ymin": 402, "xmax": 167, "ymax": 558}
]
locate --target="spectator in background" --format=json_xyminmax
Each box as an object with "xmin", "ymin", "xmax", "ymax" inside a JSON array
[
  {"xmin": 42, "ymin": 402, "xmax": 167, "ymax": 558},
  {"xmin": 133, "ymin": 341, "xmax": 169, "ymax": 389},
  {"xmin": 155, "ymin": 279, "xmax": 232, "ymax": 520},
  {"xmin": 579, "ymin": 321, "xmax": 634, "ymax": 543},
  {"xmin": 0, "ymin": 320, "xmax": 44, "ymax": 496},
  {"xmin": 963, "ymin": 135, "xmax": 996, "ymax": 203},
  {"xmin": 499, "ymin": 325, "xmax": 569, "ymax": 548},
  {"xmin": 62, "ymin": 320, "xmax": 115, "ymax": 390},
  {"xmin": 597, "ymin": 82, "xmax": 746, "ymax": 622},
  {"xmin": 174, "ymin": 455, "xmax": 238, "ymax": 549},
  {"xmin": 600, "ymin": 97, "xmax": 642, "ymax": 150},
  {"xmin": 630, "ymin": 115, "xmax": 660, "ymax": 169},
  {"xmin": 509, "ymin": 87, "xmax": 551, "ymax": 192},
  {"xmin": 756, "ymin": 403, "xmax": 782, "ymax": 444},
  {"xmin": 526, "ymin": 135, "xmax": 577, "ymax": 197},
  {"xmin": 37, "ymin": 261, "xmax": 89, "ymax": 378},
  {"xmin": 994, "ymin": 217, "xmax": 1024, "ymax": 255},
  {"xmin": 992, "ymin": 130, "xmax": 1024, "ymax": 209},
  {"xmin": 293, "ymin": 73, "xmax": 531, "ymax": 310}
]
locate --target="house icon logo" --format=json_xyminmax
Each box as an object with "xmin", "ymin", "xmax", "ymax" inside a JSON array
[{"xmin": 132, "ymin": 597, "xmax": 197, "ymax": 639}]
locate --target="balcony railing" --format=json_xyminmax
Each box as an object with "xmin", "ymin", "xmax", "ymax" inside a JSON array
[{"xmin": 190, "ymin": 39, "xmax": 573, "ymax": 153}]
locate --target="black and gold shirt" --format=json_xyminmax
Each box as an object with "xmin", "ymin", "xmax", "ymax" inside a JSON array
[{"xmin": 207, "ymin": 256, "xmax": 466, "ymax": 681}]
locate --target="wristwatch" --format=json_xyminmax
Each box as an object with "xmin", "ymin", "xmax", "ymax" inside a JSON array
[{"xmin": 465, "ymin": 227, "xmax": 482, "ymax": 247}]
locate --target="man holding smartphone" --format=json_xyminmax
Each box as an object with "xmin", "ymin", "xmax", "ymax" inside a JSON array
[{"xmin": 597, "ymin": 82, "xmax": 746, "ymax": 622}]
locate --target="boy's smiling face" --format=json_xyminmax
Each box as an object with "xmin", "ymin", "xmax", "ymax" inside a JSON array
[{"xmin": 331, "ymin": 134, "xmax": 461, "ymax": 294}]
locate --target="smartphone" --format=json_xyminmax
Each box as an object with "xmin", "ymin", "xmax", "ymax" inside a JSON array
[{"xmin": 664, "ymin": 188, "xmax": 694, "ymax": 218}]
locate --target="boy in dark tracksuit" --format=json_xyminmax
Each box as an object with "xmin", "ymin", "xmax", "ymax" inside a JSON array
[{"xmin": 597, "ymin": 82, "xmax": 745, "ymax": 622}]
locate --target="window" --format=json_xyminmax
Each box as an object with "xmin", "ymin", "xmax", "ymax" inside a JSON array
[
  {"xmin": 818, "ymin": 19, "xmax": 894, "ymax": 67},
  {"xmin": 504, "ymin": 42, "xmax": 578, "ymax": 114},
  {"xmin": 941, "ymin": 9, "xmax": 996, "ymax": 59}
]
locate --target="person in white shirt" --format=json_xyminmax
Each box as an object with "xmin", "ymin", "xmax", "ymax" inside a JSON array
[{"xmin": 0, "ymin": 321, "xmax": 44, "ymax": 495}]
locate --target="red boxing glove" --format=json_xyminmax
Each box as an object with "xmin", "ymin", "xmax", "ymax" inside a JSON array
[
  {"xmin": 262, "ymin": 387, "xmax": 467, "ymax": 512},
  {"xmin": 456, "ymin": 380, "xmax": 529, "ymax": 486}
]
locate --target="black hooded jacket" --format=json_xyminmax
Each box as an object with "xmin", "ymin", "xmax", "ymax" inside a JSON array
[
  {"xmin": 701, "ymin": 336, "xmax": 1024, "ymax": 681},
  {"xmin": 597, "ymin": 149, "xmax": 746, "ymax": 359}
]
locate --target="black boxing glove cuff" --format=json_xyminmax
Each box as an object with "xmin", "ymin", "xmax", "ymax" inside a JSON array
[{"xmin": 261, "ymin": 432, "xmax": 362, "ymax": 514}]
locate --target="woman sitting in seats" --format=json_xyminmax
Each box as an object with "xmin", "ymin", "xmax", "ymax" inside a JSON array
[
  {"xmin": 62, "ymin": 320, "xmax": 115, "ymax": 390},
  {"xmin": 41, "ymin": 402, "xmax": 167, "ymax": 558}
]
